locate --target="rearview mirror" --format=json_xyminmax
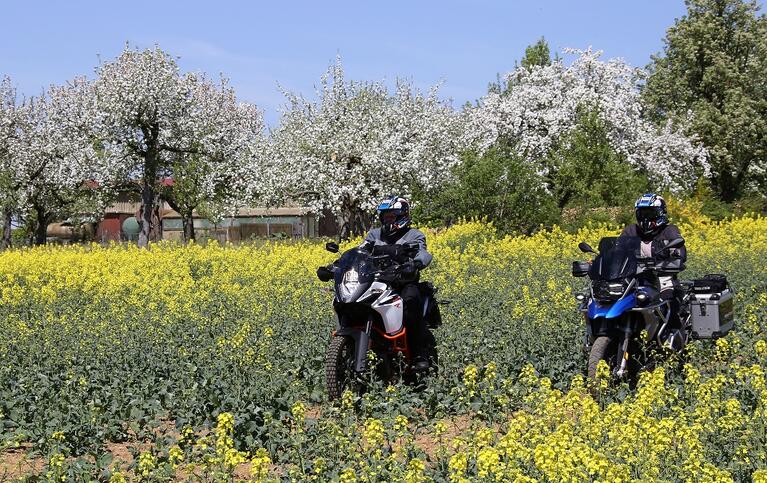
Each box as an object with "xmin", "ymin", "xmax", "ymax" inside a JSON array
[
  {"xmin": 325, "ymin": 242, "xmax": 339, "ymax": 253},
  {"xmin": 316, "ymin": 266, "xmax": 333, "ymax": 281},
  {"xmin": 578, "ymin": 242, "xmax": 596, "ymax": 254}
]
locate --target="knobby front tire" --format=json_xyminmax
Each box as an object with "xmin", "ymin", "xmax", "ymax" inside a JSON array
[
  {"xmin": 325, "ymin": 335, "xmax": 355, "ymax": 401},
  {"xmin": 587, "ymin": 335, "xmax": 619, "ymax": 380}
]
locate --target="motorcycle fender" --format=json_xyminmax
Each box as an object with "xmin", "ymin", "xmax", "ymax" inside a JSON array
[
  {"xmin": 588, "ymin": 294, "xmax": 637, "ymax": 320},
  {"xmin": 587, "ymin": 301, "xmax": 610, "ymax": 320},
  {"xmin": 334, "ymin": 327, "xmax": 370, "ymax": 373},
  {"xmin": 606, "ymin": 294, "xmax": 637, "ymax": 319}
]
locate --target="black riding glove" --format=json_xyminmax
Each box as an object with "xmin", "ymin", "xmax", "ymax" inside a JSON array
[
  {"xmin": 401, "ymin": 259, "xmax": 424, "ymax": 277},
  {"xmin": 400, "ymin": 260, "xmax": 416, "ymax": 276}
]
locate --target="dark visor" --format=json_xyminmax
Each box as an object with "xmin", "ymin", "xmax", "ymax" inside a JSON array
[{"xmin": 636, "ymin": 207, "xmax": 661, "ymax": 221}]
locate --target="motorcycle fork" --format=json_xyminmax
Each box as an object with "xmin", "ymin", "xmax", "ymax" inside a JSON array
[
  {"xmin": 616, "ymin": 332, "xmax": 631, "ymax": 378},
  {"xmin": 360, "ymin": 316, "xmax": 374, "ymax": 369}
]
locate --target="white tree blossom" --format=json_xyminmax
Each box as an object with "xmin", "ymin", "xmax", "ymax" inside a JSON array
[
  {"xmin": 11, "ymin": 79, "xmax": 103, "ymax": 244},
  {"xmin": 0, "ymin": 76, "xmax": 23, "ymax": 246},
  {"xmin": 0, "ymin": 77, "xmax": 16, "ymax": 162},
  {"xmin": 91, "ymin": 46, "xmax": 267, "ymax": 245},
  {"xmin": 271, "ymin": 58, "xmax": 467, "ymax": 237},
  {"xmin": 468, "ymin": 48, "xmax": 709, "ymax": 193},
  {"xmin": 160, "ymin": 74, "xmax": 268, "ymax": 241}
]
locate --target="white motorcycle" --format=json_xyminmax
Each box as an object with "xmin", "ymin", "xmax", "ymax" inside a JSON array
[{"xmin": 317, "ymin": 242, "xmax": 441, "ymax": 400}]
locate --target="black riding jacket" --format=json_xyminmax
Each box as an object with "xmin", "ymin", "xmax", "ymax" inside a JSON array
[{"xmin": 619, "ymin": 223, "xmax": 687, "ymax": 273}]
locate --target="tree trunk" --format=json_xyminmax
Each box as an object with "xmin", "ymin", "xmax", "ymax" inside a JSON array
[
  {"xmin": 182, "ymin": 211, "xmax": 195, "ymax": 243},
  {"xmin": 33, "ymin": 204, "xmax": 49, "ymax": 246},
  {"xmin": 138, "ymin": 181, "xmax": 155, "ymax": 248},
  {"xmin": 338, "ymin": 197, "xmax": 372, "ymax": 240},
  {"xmin": 35, "ymin": 220, "xmax": 48, "ymax": 245},
  {"xmin": 164, "ymin": 196, "xmax": 196, "ymax": 244},
  {"xmin": 1, "ymin": 206, "xmax": 12, "ymax": 250},
  {"xmin": 138, "ymin": 125, "xmax": 161, "ymax": 248}
]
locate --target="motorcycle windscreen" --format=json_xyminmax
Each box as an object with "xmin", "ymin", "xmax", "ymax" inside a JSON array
[
  {"xmin": 589, "ymin": 236, "xmax": 641, "ymax": 281},
  {"xmin": 333, "ymin": 248, "xmax": 375, "ymax": 302}
]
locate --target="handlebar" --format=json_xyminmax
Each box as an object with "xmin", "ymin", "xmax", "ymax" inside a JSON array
[
  {"xmin": 317, "ymin": 252, "xmax": 421, "ymax": 283},
  {"xmin": 375, "ymin": 259, "xmax": 420, "ymax": 282}
]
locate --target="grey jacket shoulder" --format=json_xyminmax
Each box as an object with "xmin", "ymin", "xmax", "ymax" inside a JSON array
[
  {"xmin": 364, "ymin": 227, "xmax": 382, "ymax": 242},
  {"xmin": 399, "ymin": 228, "xmax": 428, "ymax": 244}
]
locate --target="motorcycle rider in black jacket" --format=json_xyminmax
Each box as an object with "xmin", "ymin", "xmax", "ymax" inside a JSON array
[
  {"xmin": 620, "ymin": 193, "xmax": 687, "ymax": 330},
  {"xmin": 361, "ymin": 196, "xmax": 433, "ymax": 371}
]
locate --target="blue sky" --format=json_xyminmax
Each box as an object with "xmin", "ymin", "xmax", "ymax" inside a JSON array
[{"xmin": 1, "ymin": 1, "xmax": 688, "ymax": 125}]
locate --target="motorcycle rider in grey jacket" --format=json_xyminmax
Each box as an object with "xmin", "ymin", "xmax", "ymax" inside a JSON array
[{"xmin": 362, "ymin": 196, "xmax": 433, "ymax": 370}]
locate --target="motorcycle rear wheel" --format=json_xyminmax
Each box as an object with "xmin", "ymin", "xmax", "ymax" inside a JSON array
[{"xmin": 325, "ymin": 335, "xmax": 355, "ymax": 401}]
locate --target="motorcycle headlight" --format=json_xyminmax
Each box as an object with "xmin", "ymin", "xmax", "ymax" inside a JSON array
[
  {"xmin": 593, "ymin": 280, "xmax": 627, "ymax": 301},
  {"xmin": 340, "ymin": 269, "xmax": 360, "ymax": 299},
  {"xmin": 607, "ymin": 282, "xmax": 625, "ymax": 296}
]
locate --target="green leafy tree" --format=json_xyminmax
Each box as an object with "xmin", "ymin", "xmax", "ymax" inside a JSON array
[
  {"xmin": 489, "ymin": 37, "xmax": 554, "ymax": 95},
  {"xmin": 643, "ymin": 0, "xmax": 767, "ymax": 201},
  {"xmin": 545, "ymin": 107, "xmax": 650, "ymax": 211},
  {"xmin": 521, "ymin": 37, "xmax": 553, "ymax": 70},
  {"xmin": 543, "ymin": 107, "xmax": 650, "ymax": 229},
  {"xmin": 413, "ymin": 145, "xmax": 560, "ymax": 234}
]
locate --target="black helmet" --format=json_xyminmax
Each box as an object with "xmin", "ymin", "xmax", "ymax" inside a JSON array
[
  {"xmin": 634, "ymin": 193, "xmax": 668, "ymax": 236},
  {"xmin": 377, "ymin": 195, "xmax": 411, "ymax": 237}
]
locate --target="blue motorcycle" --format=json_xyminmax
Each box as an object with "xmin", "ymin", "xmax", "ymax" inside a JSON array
[{"xmin": 572, "ymin": 236, "xmax": 691, "ymax": 381}]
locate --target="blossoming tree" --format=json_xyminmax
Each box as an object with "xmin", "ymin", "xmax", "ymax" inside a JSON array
[
  {"xmin": 0, "ymin": 76, "xmax": 23, "ymax": 248},
  {"xmin": 91, "ymin": 46, "xmax": 266, "ymax": 246},
  {"xmin": 156, "ymin": 75, "xmax": 268, "ymax": 242},
  {"xmin": 271, "ymin": 58, "xmax": 467, "ymax": 238},
  {"xmin": 13, "ymin": 79, "xmax": 103, "ymax": 244},
  {"xmin": 469, "ymin": 48, "xmax": 710, "ymax": 195}
]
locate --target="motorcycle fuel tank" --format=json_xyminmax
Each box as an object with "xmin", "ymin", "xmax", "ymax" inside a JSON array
[{"xmin": 371, "ymin": 291, "xmax": 405, "ymax": 335}]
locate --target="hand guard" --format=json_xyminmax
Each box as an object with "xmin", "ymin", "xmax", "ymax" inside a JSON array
[{"xmin": 316, "ymin": 266, "xmax": 333, "ymax": 282}]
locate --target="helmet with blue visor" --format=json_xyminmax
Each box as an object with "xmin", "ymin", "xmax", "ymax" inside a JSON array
[{"xmin": 377, "ymin": 196, "xmax": 411, "ymax": 236}]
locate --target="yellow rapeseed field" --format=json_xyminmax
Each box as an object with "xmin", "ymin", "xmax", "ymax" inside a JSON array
[{"xmin": 1, "ymin": 215, "xmax": 767, "ymax": 481}]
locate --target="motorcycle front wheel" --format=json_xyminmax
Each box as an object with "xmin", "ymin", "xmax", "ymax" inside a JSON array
[
  {"xmin": 325, "ymin": 335, "xmax": 356, "ymax": 401},
  {"xmin": 587, "ymin": 335, "xmax": 619, "ymax": 380}
]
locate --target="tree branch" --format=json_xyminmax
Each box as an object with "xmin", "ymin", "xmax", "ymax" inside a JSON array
[{"xmin": 159, "ymin": 144, "xmax": 201, "ymax": 155}]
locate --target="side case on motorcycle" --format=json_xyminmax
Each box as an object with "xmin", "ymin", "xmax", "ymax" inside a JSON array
[{"xmin": 690, "ymin": 287, "xmax": 734, "ymax": 339}]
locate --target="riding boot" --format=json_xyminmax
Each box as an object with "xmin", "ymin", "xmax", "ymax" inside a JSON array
[{"xmin": 401, "ymin": 283, "xmax": 429, "ymax": 370}]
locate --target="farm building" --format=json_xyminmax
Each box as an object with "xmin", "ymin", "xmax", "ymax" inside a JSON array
[
  {"xmin": 102, "ymin": 195, "xmax": 337, "ymax": 242},
  {"xmin": 46, "ymin": 190, "xmax": 337, "ymax": 243},
  {"xmin": 160, "ymin": 205, "xmax": 322, "ymax": 242}
]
